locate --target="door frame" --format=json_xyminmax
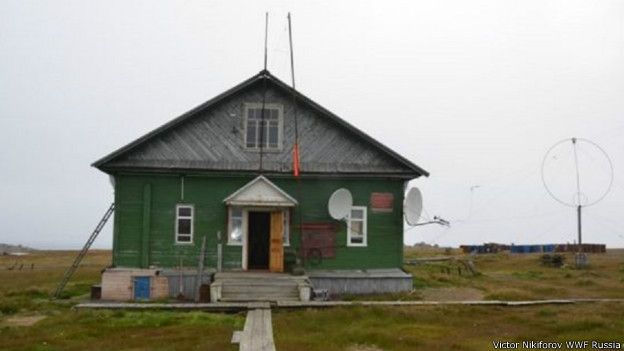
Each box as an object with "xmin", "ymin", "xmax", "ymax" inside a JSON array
[{"xmin": 241, "ymin": 207, "xmax": 288, "ymax": 271}]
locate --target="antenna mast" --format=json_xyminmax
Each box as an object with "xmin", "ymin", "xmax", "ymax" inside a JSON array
[
  {"xmin": 542, "ymin": 137, "xmax": 614, "ymax": 268},
  {"xmin": 263, "ymin": 12, "xmax": 268, "ymax": 70},
  {"xmin": 287, "ymin": 12, "xmax": 304, "ymax": 266},
  {"xmin": 287, "ymin": 13, "xmax": 296, "ymax": 91},
  {"xmin": 571, "ymin": 138, "xmax": 582, "ymax": 255},
  {"xmin": 259, "ymin": 12, "xmax": 269, "ymax": 171},
  {"xmin": 288, "ymin": 12, "xmax": 300, "ymax": 176}
]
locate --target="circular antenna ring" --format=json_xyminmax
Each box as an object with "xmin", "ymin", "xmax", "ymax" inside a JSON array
[{"xmin": 541, "ymin": 137, "xmax": 613, "ymax": 208}]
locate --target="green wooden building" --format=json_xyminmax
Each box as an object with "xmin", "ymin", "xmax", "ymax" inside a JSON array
[{"xmin": 94, "ymin": 70, "xmax": 428, "ymax": 301}]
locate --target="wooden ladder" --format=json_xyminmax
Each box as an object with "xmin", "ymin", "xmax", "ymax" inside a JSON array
[{"xmin": 52, "ymin": 203, "xmax": 115, "ymax": 299}]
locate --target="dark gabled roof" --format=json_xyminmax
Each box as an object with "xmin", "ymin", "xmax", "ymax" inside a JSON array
[{"xmin": 93, "ymin": 70, "xmax": 429, "ymax": 178}]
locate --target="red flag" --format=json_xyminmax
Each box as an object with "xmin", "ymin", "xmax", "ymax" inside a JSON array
[{"xmin": 292, "ymin": 143, "xmax": 300, "ymax": 177}]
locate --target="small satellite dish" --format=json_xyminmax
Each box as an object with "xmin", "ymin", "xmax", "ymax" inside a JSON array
[
  {"xmin": 404, "ymin": 187, "xmax": 423, "ymax": 226},
  {"xmin": 328, "ymin": 188, "xmax": 353, "ymax": 220}
]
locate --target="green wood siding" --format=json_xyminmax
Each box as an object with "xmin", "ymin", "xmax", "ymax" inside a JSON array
[{"xmin": 112, "ymin": 173, "xmax": 405, "ymax": 270}]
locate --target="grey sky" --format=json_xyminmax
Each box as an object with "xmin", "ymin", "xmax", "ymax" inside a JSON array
[{"xmin": 1, "ymin": 0, "xmax": 623, "ymax": 249}]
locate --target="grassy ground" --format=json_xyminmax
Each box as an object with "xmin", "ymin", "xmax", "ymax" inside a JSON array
[
  {"xmin": 273, "ymin": 303, "xmax": 624, "ymax": 351},
  {"xmin": 1, "ymin": 249, "xmax": 623, "ymax": 350},
  {"xmin": 400, "ymin": 247, "xmax": 624, "ymax": 301},
  {"xmin": 0, "ymin": 251, "xmax": 243, "ymax": 350}
]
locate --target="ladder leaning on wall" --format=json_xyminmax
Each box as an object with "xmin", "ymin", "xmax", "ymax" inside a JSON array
[{"xmin": 52, "ymin": 203, "xmax": 115, "ymax": 299}]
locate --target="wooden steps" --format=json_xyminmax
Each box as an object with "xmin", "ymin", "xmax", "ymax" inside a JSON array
[{"xmin": 213, "ymin": 272, "xmax": 310, "ymax": 302}]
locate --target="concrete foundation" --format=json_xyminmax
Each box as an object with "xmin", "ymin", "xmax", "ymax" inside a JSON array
[
  {"xmin": 307, "ymin": 268, "xmax": 413, "ymax": 296},
  {"xmin": 159, "ymin": 269, "xmax": 214, "ymax": 300},
  {"xmin": 102, "ymin": 267, "xmax": 412, "ymax": 301},
  {"xmin": 101, "ymin": 268, "xmax": 169, "ymax": 301}
]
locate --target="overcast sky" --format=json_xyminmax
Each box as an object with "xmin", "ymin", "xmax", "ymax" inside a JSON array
[{"xmin": 1, "ymin": 0, "xmax": 623, "ymax": 249}]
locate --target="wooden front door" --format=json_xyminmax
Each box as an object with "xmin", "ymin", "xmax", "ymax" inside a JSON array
[{"xmin": 269, "ymin": 211, "xmax": 284, "ymax": 272}]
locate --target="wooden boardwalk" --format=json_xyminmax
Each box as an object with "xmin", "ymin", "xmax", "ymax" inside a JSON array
[
  {"xmin": 75, "ymin": 298, "xmax": 624, "ymax": 311},
  {"xmin": 232, "ymin": 309, "xmax": 276, "ymax": 351},
  {"xmin": 75, "ymin": 301, "xmax": 271, "ymax": 311}
]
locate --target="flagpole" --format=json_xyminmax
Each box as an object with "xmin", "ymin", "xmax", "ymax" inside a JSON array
[
  {"xmin": 288, "ymin": 12, "xmax": 305, "ymax": 267},
  {"xmin": 288, "ymin": 12, "xmax": 300, "ymax": 177},
  {"xmin": 259, "ymin": 12, "xmax": 269, "ymax": 171},
  {"xmin": 263, "ymin": 12, "xmax": 268, "ymax": 71}
]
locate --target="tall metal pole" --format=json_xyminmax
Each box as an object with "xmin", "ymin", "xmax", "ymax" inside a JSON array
[
  {"xmin": 263, "ymin": 12, "xmax": 268, "ymax": 71},
  {"xmin": 287, "ymin": 13, "xmax": 296, "ymax": 91},
  {"xmin": 572, "ymin": 138, "xmax": 585, "ymax": 265},
  {"xmin": 259, "ymin": 13, "xmax": 269, "ymax": 171},
  {"xmin": 577, "ymin": 205, "xmax": 582, "ymax": 249},
  {"xmin": 287, "ymin": 12, "xmax": 305, "ymax": 267},
  {"xmin": 572, "ymin": 137, "xmax": 582, "ymax": 252}
]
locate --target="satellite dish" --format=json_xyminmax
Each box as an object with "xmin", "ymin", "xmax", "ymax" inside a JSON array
[
  {"xmin": 328, "ymin": 188, "xmax": 353, "ymax": 220},
  {"xmin": 404, "ymin": 187, "xmax": 423, "ymax": 226}
]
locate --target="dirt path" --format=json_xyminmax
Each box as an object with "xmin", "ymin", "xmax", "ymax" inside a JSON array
[{"xmin": 2, "ymin": 315, "xmax": 46, "ymax": 327}]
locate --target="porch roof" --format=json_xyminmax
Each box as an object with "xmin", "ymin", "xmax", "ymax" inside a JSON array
[{"xmin": 224, "ymin": 175, "xmax": 298, "ymax": 207}]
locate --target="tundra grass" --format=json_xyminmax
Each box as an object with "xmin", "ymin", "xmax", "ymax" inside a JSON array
[
  {"xmin": 0, "ymin": 310, "xmax": 243, "ymax": 351},
  {"xmin": 402, "ymin": 247, "xmax": 624, "ymax": 301},
  {"xmin": 0, "ymin": 251, "xmax": 243, "ymax": 350},
  {"xmin": 1, "ymin": 249, "xmax": 623, "ymax": 350},
  {"xmin": 273, "ymin": 303, "xmax": 624, "ymax": 351}
]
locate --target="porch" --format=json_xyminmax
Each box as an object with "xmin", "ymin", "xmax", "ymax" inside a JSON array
[{"xmin": 209, "ymin": 271, "xmax": 312, "ymax": 303}]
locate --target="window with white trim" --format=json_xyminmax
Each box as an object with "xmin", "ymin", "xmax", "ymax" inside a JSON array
[
  {"xmin": 244, "ymin": 103, "xmax": 282, "ymax": 150},
  {"xmin": 175, "ymin": 204, "xmax": 194, "ymax": 244},
  {"xmin": 347, "ymin": 206, "xmax": 367, "ymax": 247},
  {"xmin": 228, "ymin": 207, "xmax": 243, "ymax": 245},
  {"xmin": 283, "ymin": 210, "xmax": 290, "ymax": 246}
]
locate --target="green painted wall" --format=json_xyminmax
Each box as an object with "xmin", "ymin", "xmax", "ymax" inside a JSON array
[{"xmin": 112, "ymin": 173, "xmax": 406, "ymax": 270}]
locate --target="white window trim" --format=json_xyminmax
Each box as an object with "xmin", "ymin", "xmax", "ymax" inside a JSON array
[
  {"xmin": 175, "ymin": 204, "xmax": 194, "ymax": 245},
  {"xmin": 243, "ymin": 103, "xmax": 284, "ymax": 151},
  {"xmin": 347, "ymin": 206, "xmax": 367, "ymax": 247},
  {"xmin": 227, "ymin": 207, "xmax": 244, "ymax": 246}
]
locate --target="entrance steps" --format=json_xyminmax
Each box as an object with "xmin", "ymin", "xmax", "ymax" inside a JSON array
[{"xmin": 211, "ymin": 272, "xmax": 312, "ymax": 302}]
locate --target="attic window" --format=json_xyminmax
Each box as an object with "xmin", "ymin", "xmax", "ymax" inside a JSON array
[{"xmin": 244, "ymin": 103, "xmax": 283, "ymax": 150}]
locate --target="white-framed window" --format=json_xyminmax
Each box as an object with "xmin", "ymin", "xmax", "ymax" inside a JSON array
[
  {"xmin": 228, "ymin": 207, "xmax": 244, "ymax": 245},
  {"xmin": 244, "ymin": 103, "xmax": 283, "ymax": 150},
  {"xmin": 175, "ymin": 204, "xmax": 194, "ymax": 244},
  {"xmin": 283, "ymin": 209, "xmax": 290, "ymax": 246},
  {"xmin": 347, "ymin": 206, "xmax": 367, "ymax": 247}
]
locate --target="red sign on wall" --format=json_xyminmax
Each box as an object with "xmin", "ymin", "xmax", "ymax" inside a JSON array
[{"xmin": 370, "ymin": 192, "xmax": 394, "ymax": 213}]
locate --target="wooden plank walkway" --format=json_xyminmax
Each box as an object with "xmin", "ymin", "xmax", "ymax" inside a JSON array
[
  {"xmin": 231, "ymin": 309, "xmax": 276, "ymax": 351},
  {"xmin": 276, "ymin": 298, "xmax": 624, "ymax": 308},
  {"xmin": 74, "ymin": 301, "xmax": 271, "ymax": 311},
  {"xmin": 74, "ymin": 298, "xmax": 624, "ymax": 311}
]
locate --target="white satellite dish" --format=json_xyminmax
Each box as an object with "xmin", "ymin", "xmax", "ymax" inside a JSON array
[
  {"xmin": 328, "ymin": 188, "xmax": 353, "ymax": 220},
  {"xmin": 404, "ymin": 187, "xmax": 423, "ymax": 226}
]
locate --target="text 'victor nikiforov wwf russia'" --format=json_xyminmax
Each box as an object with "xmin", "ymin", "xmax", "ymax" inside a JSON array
[{"xmin": 493, "ymin": 340, "xmax": 622, "ymax": 349}]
